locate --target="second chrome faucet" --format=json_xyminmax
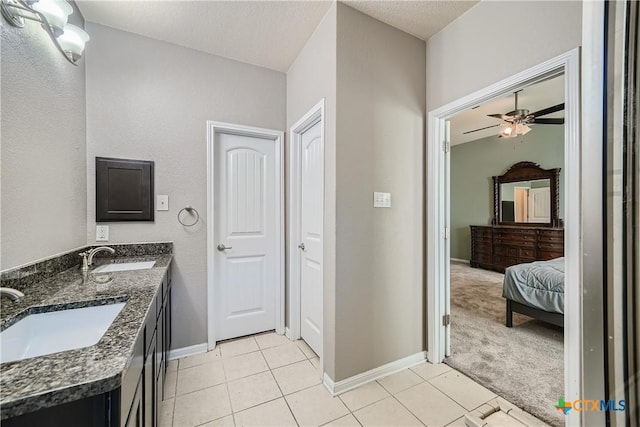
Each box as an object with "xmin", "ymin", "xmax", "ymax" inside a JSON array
[{"xmin": 80, "ymin": 246, "xmax": 115, "ymax": 273}]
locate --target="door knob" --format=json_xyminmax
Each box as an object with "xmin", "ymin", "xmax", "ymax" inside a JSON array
[
  {"xmin": 298, "ymin": 243, "xmax": 305, "ymax": 251},
  {"xmin": 217, "ymin": 244, "xmax": 233, "ymax": 251}
]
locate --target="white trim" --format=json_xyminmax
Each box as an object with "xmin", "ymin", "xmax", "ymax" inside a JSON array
[
  {"xmin": 288, "ymin": 99, "xmax": 325, "ymax": 353},
  {"xmin": 426, "ymin": 49, "xmax": 582, "ymax": 412},
  {"xmin": 168, "ymin": 343, "xmax": 208, "ymax": 361},
  {"xmin": 323, "ymin": 351, "xmax": 427, "ymax": 396},
  {"xmin": 284, "ymin": 327, "xmax": 293, "ymax": 340},
  {"xmin": 450, "ymin": 258, "xmax": 469, "ymax": 264},
  {"xmin": 206, "ymin": 121, "xmax": 285, "ymax": 350}
]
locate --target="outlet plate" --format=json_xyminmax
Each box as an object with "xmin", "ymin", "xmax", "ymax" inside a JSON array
[
  {"xmin": 96, "ymin": 225, "xmax": 109, "ymax": 241},
  {"xmin": 373, "ymin": 192, "xmax": 391, "ymax": 208}
]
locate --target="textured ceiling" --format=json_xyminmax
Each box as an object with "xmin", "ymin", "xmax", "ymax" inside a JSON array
[
  {"xmin": 77, "ymin": 0, "xmax": 334, "ymax": 72},
  {"xmin": 77, "ymin": 1, "xmax": 477, "ymax": 73},
  {"xmin": 450, "ymin": 75, "xmax": 566, "ymax": 145}
]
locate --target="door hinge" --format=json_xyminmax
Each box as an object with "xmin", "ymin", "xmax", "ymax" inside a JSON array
[
  {"xmin": 442, "ymin": 141, "xmax": 450, "ymax": 153},
  {"xmin": 442, "ymin": 314, "xmax": 451, "ymax": 326},
  {"xmin": 442, "ymin": 227, "xmax": 450, "ymax": 239}
]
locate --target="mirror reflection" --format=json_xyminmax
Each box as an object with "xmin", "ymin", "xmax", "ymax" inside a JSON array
[{"xmin": 500, "ymin": 179, "xmax": 551, "ymax": 223}]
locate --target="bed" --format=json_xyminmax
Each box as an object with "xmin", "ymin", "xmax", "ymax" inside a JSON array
[{"xmin": 502, "ymin": 257, "xmax": 565, "ymax": 327}]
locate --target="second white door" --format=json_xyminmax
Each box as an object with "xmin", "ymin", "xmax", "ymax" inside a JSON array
[
  {"xmin": 299, "ymin": 120, "xmax": 323, "ymax": 356},
  {"xmin": 214, "ymin": 132, "xmax": 278, "ymax": 341}
]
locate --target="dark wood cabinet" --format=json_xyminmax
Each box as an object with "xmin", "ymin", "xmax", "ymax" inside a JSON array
[
  {"xmin": 124, "ymin": 380, "xmax": 143, "ymax": 427},
  {"xmin": 143, "ymin": 330, "xmax": 156, "ymax": 427},
  {"xmin": 4, "ymin": 265, "xmax": 172, "ymax": 427},
  {"xmin": 95, "ymin": 157, "xmax": 155, "ymax": 222},
  {"xmin": 470, "ymin": 225, "xmax": 564, "ymax": 272}
]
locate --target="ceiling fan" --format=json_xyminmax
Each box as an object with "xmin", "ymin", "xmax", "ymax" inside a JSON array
[{"xmin": 464, "ymin": 90, "xmax": 565, "ymax": 138}]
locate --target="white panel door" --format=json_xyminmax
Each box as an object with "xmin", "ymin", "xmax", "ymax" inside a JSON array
[
  {"xmin": 215, "ymin": 133, "xmax": 277, "ymax": 341},
  {"xmin": 299, "ymin": 120, "xmax": 323, "ymax": 356},
  {"xmin": 528, "ymin": 187, "xmax": 551, "ymax": 222}
]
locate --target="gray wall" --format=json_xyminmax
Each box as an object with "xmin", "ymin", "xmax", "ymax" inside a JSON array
[
  {"xmin": 1, "ymin": 4, "xmax": 87, "ymax": 270},
  {"xmin": 450, "ymin": 125, "xmax": 564, "ymax": 260},
  {"xmin": 286, "ymin": 3, "xmax": 338, "ymax": 378},
  {"xmin": 334, "ymin": 4, "xmax": 425, "ymax": 381},
  {"xmin": 426, "ymin": 1, "xmax": 583, "ymax": 111},
  {"xmin": 85, "ymin": 23, "xmax": 286, "ymax": 349}
]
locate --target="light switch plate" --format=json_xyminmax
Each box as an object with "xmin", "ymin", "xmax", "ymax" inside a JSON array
[
  {"xmin": 96, "ymin": 225, "xmax": 109, "ymax": 241},
  {"xmin": 373, "ymin": 192, "xmax": 391, "ymax": 208},
  {"xmin": 157, "ymin": 195, "xmax": 169, "ymax": 211}
]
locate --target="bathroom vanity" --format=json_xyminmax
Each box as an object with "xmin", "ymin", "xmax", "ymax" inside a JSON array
[{"xmin": 0, "ymin": 245, "xmax": 173, "ymax": 427}]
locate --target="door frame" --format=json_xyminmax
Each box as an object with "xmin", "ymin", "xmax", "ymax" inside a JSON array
[
  {"xmin": 206, "ymin": 121, "xmax": 285, "ymax": 349},
  {"xmin": 426, "ymin": 49, "xmax": 581, "ymax": 426},
  {"xmin": 288, "ymin": 99, "xmax": 325, "ymax": 361}
]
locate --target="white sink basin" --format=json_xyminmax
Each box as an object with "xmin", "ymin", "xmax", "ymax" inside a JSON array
[
  {"xmin": 93, "ymin": 261, "xmax": 156, "ymax": 273},
  {"xmin": 0, "ymin": 302, "xmax": 126, "ymax": 364}
]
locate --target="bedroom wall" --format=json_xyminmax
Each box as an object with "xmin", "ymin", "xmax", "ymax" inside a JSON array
[
  {"xmin": 85, "ymin": 23, "xmax": 286, "ymax": 350},
  {"xmin": 450, "ymin": 125, "xmax": 564, "ymax": 260}
]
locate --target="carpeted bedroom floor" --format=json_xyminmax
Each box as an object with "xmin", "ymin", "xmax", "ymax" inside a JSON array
[{"xmin": 445, "ymin": 261, "xmax": 564, "ymax": 427}]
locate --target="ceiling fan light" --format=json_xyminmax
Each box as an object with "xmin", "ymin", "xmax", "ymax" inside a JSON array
[
  {"xmin": 518, "ymin": 123, "xmax": 532, "ymax": 136},
  {"xmin": 499, "ymin": 122, "xmax": 513, "ymax": 137}
]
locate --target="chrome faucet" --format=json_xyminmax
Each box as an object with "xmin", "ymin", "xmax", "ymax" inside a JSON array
[
  {"xmin": 80, "ymin": 246, "xmax": 116, "ymax": 273},
  {"xmin": 0, "ymin": 287, "xmax": 25, "ymax": 301}
]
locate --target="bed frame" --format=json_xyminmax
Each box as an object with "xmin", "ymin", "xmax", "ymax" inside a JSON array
[{"xmin": 506, "ymin": 299, "xmax": 564, "ymax": 328}]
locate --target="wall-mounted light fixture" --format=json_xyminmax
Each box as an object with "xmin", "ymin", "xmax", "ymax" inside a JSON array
[{"xmin": 1, "ymin": 0, "xmax": 89, "ymax": 65}]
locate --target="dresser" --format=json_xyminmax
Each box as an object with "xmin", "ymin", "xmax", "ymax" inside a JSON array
[{"xmin": 470, "ymin": 225, "xmax": 564, "ymax": 272}]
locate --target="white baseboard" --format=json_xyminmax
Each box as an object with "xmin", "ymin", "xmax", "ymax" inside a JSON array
[
  {"xmin": 323, "ymin": 351, "xmax": 427, "ymax": 395},
  {"xmin": 285, "ymin": 327, "xmax": 292, "ymax": 339},
  {"xmin": 168, "ymin": 343, "xmax": 208, "ymax": 360},
  {"xmin": 451, "ymin": 258, "xmax": 469, "ymax": 263}
]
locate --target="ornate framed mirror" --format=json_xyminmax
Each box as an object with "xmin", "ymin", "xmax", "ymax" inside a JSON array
[{"xmin": 492, "ymin": 161, "xmax": 562, "ymax": 227}]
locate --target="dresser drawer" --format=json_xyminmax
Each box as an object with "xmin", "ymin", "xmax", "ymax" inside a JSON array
[
  {"xmin": 471, "ymin": 228, "xmax": 493, "ymax": 238},
  {"xmin": 539, "ymin": 251, "xmax": 564, "ymax": 261},
  {"xmin": 538, "ymin": 235, "xmax": 563, "ymax": 243},
  {"xmin": 538, "ymin": 242, "xmax": 563, "ymax": 251},
  {"xmin": 473, "ymin": 236, "xmax": 493, "ymax": 245},
  {"xmin": 474, "ymin": 253, "xmax": 493, "ymax": 264},
  {"xmin": 494, "ymin": 237, "xmax": 535, "ymax": 247},
  {"xmin": 538, "ymin": 229, "xmax": 564, "ymax": 237},
  {"xmin": 505, "ymin": 257, "xmax": 519, "ymax": 267},
  {"xmin": 473, "ymin": 242, "xmax": 492, "ymax": 254},
  {"xmin": 519, "ymin": 248, "xmax": 536, "ymax": 259},
  {"xmin": 494, "ymin": 245, "xmax": 507, "ymax": 256}
]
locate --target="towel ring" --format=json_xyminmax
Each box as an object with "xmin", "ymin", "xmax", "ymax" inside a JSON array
[{"xmin": 178, "ymin": 206, "xmax": 199, "ymax": 227}]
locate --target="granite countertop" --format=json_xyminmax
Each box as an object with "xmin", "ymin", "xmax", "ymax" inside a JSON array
[{"xmin": 0, "ymin": 254, "xmax": 172, "ymax": 419}]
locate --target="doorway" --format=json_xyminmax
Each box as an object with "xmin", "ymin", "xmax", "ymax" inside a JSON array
[
  {"xmin": 288, "ymin": 100, "xmax": 325, "ymax": 362},
  {"xmin": 427, "ymin": 49, "xmax": 581, "ymax": 425},
  {"xmin": 206, "ymin": 121, "xmax": 284, "ymax": 347}
]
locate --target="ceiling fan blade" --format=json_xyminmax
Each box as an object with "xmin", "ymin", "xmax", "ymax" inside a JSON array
[
  {"xmin": 463, "ymin": 124, "xmax": 499, "ymax": 135},
  {"xmin": 532, "ymin": 118, "xmax": 564, "ymax": 125},
  {"xmin": 531, "ymin": 103, "xmax": 565, "ymax": 117},
  {"xmin": 487, "ymin": 114, "xmax": 509, "ymax": 120}
]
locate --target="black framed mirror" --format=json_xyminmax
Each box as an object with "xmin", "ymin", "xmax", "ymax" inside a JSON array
[{"xmin": 492, "ymin": 161, "xmax": 562, "ymax": 227}]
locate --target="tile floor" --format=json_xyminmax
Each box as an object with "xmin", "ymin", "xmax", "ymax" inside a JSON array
[{"xmin": 161, "ymin": 333, "xmax": 546, "ymax": 427}]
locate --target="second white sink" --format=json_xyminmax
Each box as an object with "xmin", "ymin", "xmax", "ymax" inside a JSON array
[{"xmin": 93, "ymin": 261, "xmax": 156, "ymax": 273}]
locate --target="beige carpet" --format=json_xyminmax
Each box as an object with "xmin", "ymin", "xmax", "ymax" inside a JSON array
[{"xmin": 445, "ymin": 261, "xmax": 564, "ymax": 427}]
